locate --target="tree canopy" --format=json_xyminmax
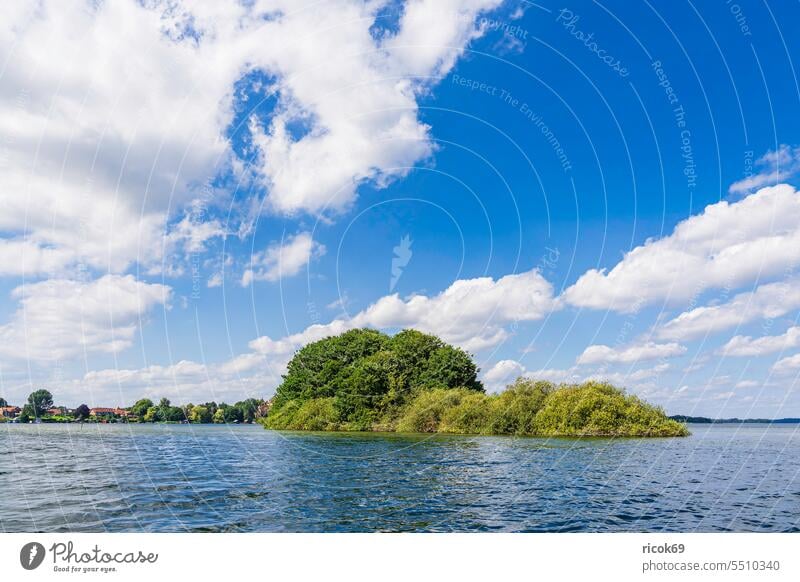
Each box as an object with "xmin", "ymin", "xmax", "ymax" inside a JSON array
[
  {"xmin": 27, "ymin": 389, "xmax": 54, "ymax": 418},
  {"xmin": 74, "ymin": 404, "xmax": 91, "ymax": 421},
  {"xmin": 271, "ymin": 328, "xmax": 482, "ymax": 428},
  {"xmin": 130, "ymin": 398, "xmax": 154, "ymax": 418}
]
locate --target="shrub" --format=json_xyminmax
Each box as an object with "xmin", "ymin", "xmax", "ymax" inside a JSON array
[
  {"xmin": 263, "ymin": 398, "xmax": 341, "ymax": 431},
  {"xmin": 488, "ymin": 378, "xmax": 554, "ymax": 435},
  {"xmin": 396, "ymin": 388, "xmax": 472, "ymax": 433},
  {"xmin": 291, "ymin": 398, "xmax": 340, "ymax": 431},
  {"xmin": 439, "ymin": 391, "xmax": 492, "ymax": 434},
  {"xmin": 263, "ymin": 400, "xmax": 302, "ymax": 430},
  {"xmin": 533, "ymin": 381, "xmax": 688, "ymax": 437}
]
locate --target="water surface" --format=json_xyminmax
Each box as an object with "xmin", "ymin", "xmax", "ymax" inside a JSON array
[{"xmin": 1, "ymin": 423, "xmax": 798, "ymax": 532}]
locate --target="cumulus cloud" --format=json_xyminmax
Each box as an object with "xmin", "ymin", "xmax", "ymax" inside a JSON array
[
  {"xmin": 0, "ymin": 0, "xmax": 504, "ymax": 277},
  {"xmin": 482, "ymin": 359, "xmax": 526, "ymax": 392},
  {"xmin": 483, "ymin": 359, "xmax": 671, "ymax": 391},
  {"xmin": 576, "ymin": 342, "xmax": 686, "ymax": 366},
  {"xmin": 657, "ymin": 278, "xmax": 800, "ymax": 341},
  {"xmin": 246, "ymin": 0, "xmax": 504, "ymax": 215},
  {"xmin": 241, "ymin": 232, "xmax": 325, "ymax": 285},
  {"xmin": 562, "ymin": 185, "xmax": 800, "ymax": 311},
  {"xmin": 0, "ymin": 275, "xmax": 171, "ymax": 361},
  {"xmin": 772, "ymin": 353, "xmax": 800, "ymax": 375},
  {"xmin": 735, "ymin": 380, "xmax": 760, "ymax": 389},
  {"xmin": 249, "ymin": 268, "xmax": 558, "ymax": 354},
  {"xmin": 79, "ymin": 264, "xmax": 557, "ymax": 402},
  {"xmin": 729, "ymin": 145, "xmax": 800, "ymax": 194},
  {"xmin": 79, "ymin": 356, "xmax": 282, "ymax": 406},
  {"xmin": 0, "ymin": 0, "xmax": 238, "ymax": 276},
  {"xmin": 0, "ymin": 0, "xmax": 509, "ymax": 384},
  {"xmin": 718, "ymin": 326, "xmax": 800, "ymax": 357}
]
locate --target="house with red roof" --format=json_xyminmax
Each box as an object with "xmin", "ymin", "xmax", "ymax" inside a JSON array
[
  {"xmin": 0, "ymin": 406, "xmax": 20, "ymax": 418},
  {"xmin": 90, "ymin": 407, "xmax": 129, "ymax": 419}
]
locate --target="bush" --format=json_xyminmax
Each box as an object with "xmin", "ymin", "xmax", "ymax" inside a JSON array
[
  {"xmin": 263, "ymin": 398, "xmax": 341, "ymax": 431},
  {"xmin": 533, "ymin": 381, "xmax": 688, "ymax": 437},
  {"xmin": 291, "ymin": 398, "xmax": 340, "ymax": 431},
  {"xmin": 266, "ymin": 378, "xmax": 688, "ymax": 437},
  {"xmin": 263, "ymin": 400, "xmax": 301, "ymax": 429},
  {"xmin": 396, "ymin": 388, "xmax": 472, "ymax": 433},
  {"xmin": 439, "ymin": 391, "xmax": 492, "ymax": 434},
  {"xmin": 483, "ymin": 379, "xmax": 550, "ymax": 435}
]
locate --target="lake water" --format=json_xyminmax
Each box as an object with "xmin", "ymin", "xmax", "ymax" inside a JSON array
[{"xmin": 1, "ymin": 423, "xmax": 798, "ymax": 532}]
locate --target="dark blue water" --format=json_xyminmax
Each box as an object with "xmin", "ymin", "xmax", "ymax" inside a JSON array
[{"xmin": 1, "ymin": 423, "xmax": 798, "ymax": 532}]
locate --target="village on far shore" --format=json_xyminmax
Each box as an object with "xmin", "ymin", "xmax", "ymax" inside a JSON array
[
  {"xmin": 0, "ymin": 389, "xmax": 271, "ymax": 425},
  {"xmin": 1, "ymin": 404, "xmax": 129, "ymax": 421}
]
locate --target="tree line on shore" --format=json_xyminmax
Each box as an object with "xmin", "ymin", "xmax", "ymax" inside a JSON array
[{"xmin": 0, "ymin": 390, "xmax": 269, "ymax": 424}]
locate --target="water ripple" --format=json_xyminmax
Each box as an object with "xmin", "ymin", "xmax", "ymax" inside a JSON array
[{"xmin": 1, "ymin": 423, "xmax": 799, "ymax": 532}]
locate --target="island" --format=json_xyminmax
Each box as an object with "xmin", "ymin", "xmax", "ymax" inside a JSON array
[{"xmin": 261, "ymin": 328, "xmax": 689, "ymax": 437}]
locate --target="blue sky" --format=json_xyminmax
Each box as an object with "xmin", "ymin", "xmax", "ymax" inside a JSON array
[{"xmin": 1, "ymin": 0, "xmax": 800, "ymax": 417}]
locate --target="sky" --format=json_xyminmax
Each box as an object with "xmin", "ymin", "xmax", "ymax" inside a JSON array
[{"xmin": 1, "ymin": 0, "xmax": 799, "ymax": 417}]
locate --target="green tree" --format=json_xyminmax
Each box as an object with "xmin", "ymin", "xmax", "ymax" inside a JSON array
[
  {"xmin": 269, "ymin": 328, "xmax": 483, "ymax": 429},
  {"xmin": 130, "ymin": 398, "xmax": 154, "ymax": 418},
  {"xmin": 18, "ymin": 404, "xmax": 34, "ymax": 423},
  {"xmin": 275, "ymin": 328, "xmax": 388, "ymax": 407},
  {"xmin": 163, "ymin": 406, "xmax": 186, "ymax": 422},
  {"xmin": 418, "ymin": 344, "xmax": 482, "ymax": 391},
  {"xmin": 189, "ymin": 405, "xmax": 212, "ymax": 423},
  {"xmin": 143, "ymin": 406, "xmax": 158, "ymax": 422},
  {"xmin": 235, "ymin": 398, "xmax": 262, "ymax": 423},
  {"xmin": 212, "ymin": 408, "xmax": 225, "ymax": 423},
  {"xmin": 149, "ymin": 398, "xmax": 183, "ymax": 422},
  {"xmin": 74, "ymin": 404, "xmax": 91, "ymax": 421},
  {"xmin": 27, "ymin": 389, "xmax": 54, "ymax": 418}
]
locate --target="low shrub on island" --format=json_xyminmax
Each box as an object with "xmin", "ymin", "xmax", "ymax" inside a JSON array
[{"xmin": 262, "ymin": 329, "xmax": 688, "ymax": 437}]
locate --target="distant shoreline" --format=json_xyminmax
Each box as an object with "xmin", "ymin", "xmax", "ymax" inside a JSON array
[{"xmin": 671, "ymin": 415, "xmax": 800, "ymax": 424}]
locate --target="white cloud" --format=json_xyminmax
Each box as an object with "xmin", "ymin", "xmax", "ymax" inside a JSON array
[
  {"xmin": 729, "ymin": 145, "xmax": 800, "ymax": 194},
  {"xmin": 735, "ymin": 380, "xmax": 760, "ymax": 389},
  {"xmin": 484, "ymin": 360, "xmax": 671, "ymax": 390},
  {"xmin": 718, "ymin": 326, "xmax": 800, "ymax": 357},
  {"xmin": 772, "ymin": 353, "xmax": 800, "ymax": 375},
  {"xmin": 0, "ymin": 0, "xmax": 504, "ymax": 277},
  {"xmin": 384, "ymin": 0, "xmax": 505, "ymax": 78},
  {"xmin": 246, "ymin": 0, "xmax": 504, "ymax": 215},
  {"xmin": 563, "ymin": 185, "xmax": 800, "ymax": 311},
  {"xmin": 657, "ymin": 278, "xmax": 800, "ymax": 341},
  {"xmin": 248, "ymin": 268, "xmax": 558, "ymax": 354},
  {"xmin": 482, "ymin": 359, "xmax": 526, "ymax": 392},
  {"xmin": 241, "ymin": 232, "xmax": 325, "ymax": 285},
  {"xmin": 0, "ymin": 240, "xmax": 76, "ymax": 277},
  {"xmin": 576, "ymin": 341, "xmax": 686, "ymax": 365},
  {"xmin": 351, "ymin": 268, "xmax": 558, "ymax": 351},
  {"xmin": 79, "ymin": 356, "xmax": 282, "ymax": 406},
  {"xmin": 0, "ymin": 0, "xmax": 238, "ymax": 276},
  {"xmin": 0, "ymin": 275, "xmax": 171, "ymax": 361}
]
